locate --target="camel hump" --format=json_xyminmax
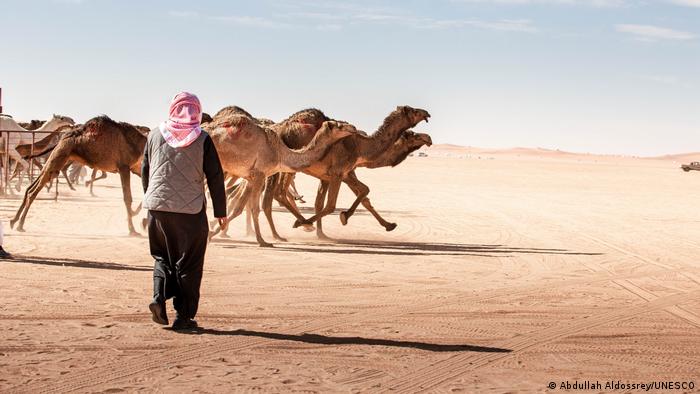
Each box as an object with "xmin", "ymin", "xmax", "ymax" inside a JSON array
[
  {"xmin": 284, "ymin": 108, "xmax": 329, "ymax": 128},
  {"xmin": 210, "ymin": 114, "xmax": 253, "ymax": 138},
  {"xmin": 214, "ymin": 106, "xmax": 254, "ymax": 120}
]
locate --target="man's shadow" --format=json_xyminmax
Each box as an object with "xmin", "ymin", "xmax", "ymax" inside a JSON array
[{"xmin": 172, "ymin": 328, "xmax": 511, "ymax": 353}]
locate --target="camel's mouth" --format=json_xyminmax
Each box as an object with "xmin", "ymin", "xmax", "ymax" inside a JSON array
[{"xmin": 417, "ymin": 133, "xmax": 432, "ymax": 146}]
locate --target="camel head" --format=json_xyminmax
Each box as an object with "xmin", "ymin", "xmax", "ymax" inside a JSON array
[
  {"xmin": 395, "ymin": 106, "xmax": 430, "ymax": 128},
  {"xmin": 388, "ymin": 130, "xmax": 433, "ymax": 167},
  {"xmin": 409, "ymin": 131, "xmax": 432, "ymax": 147},
  {"xmin": 46, "ymin": 114, "xmax": 76, "ymax": 130},
  {"xmin": 318, "ymin": 120, "xmax": 359, "ymax": 141}
]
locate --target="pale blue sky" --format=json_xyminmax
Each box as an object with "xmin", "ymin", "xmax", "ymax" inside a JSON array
[{"xmin": 1, "ymin": 0, "xmax": 698, "ymax": 155}]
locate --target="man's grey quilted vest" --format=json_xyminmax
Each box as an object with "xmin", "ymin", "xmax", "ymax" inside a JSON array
[{"xmin": 143, "ymin": 128, "xmax": 207, "ymax": 214}]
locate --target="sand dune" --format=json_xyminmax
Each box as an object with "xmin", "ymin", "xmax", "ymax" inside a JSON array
[
  {"xmin": 429, "ymin": 144, "xmax": 700, "ymax": 162},
  {"xmin": 0, "ymin": 152, "xmax": 698, "ymax": 392}
]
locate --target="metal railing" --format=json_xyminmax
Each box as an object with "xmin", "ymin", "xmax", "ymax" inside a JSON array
[{"xmin": 0, "ymin": 128, "xmax": 60, "ymax": 199}]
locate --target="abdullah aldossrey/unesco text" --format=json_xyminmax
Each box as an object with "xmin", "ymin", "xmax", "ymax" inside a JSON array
[{"xmin": 549, "ymin": 380, "xmax": 695, "ymax": 390}]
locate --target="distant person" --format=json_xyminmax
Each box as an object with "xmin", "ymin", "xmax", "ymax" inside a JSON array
[
  {"xmin": 0, "ymin": 221, "xmax": 10, "ymax": 258},
  {"xmin": 142, "ymin": 92, "xmax": 227, "ymax": 330}
]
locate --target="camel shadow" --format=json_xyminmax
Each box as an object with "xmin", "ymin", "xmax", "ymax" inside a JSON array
[
  {"xmin": 6, "ymin": 255, "xmax": 151, "ymax": 272},
  {"xmin": 7, "ymin": 232, "xmax": 144, "ymax": 240},
  {"xmin": 260, "ymin": 245, "xmax": 497, "ymax": 257},
  {"xmin": 220, "ymin": 239, "xmax": 602, "ymax": 258},
  {"xmin": 271, "ymin": 206, "xmax": 415, "ymax": 217},
  {"xmin": 173, "ymin": 328, "xmax": 511, "ymax": 353},
  {"xmin": 334, "ymin": 239, "xmax": 603, "ymax": 256}
]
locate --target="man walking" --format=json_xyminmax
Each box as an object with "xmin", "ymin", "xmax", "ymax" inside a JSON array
[{"xmin": 142, "ymin": 92, "xmax": 227, "ymax": 330}]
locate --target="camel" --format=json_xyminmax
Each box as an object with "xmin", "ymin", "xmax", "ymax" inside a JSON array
[
  {"xmin": 22, "ymin": 124, "xmax": 149, "ymax": 197},
  {"xmin": 205, "ymin": 113, "xmax": 360, "ymax": 247},
  {"xmin": 220, "ymin": 107, "xmax": 343, "ymax": 240},
  {"xmin": 207, "ymin": 105, "xmax": 279, "ymax": 238},
  {"xmin": 0, "ymin": 114, "xmax": 75, "ymax": 191},
  {"xmin": 280, "ymin": 106, "xmax": 430, "ymax": 239},
  {"xmin": 337, "ymin": 130, "xmax": 432, "ymax": 226},
  {"xmin": 211, "ymin": 106, "xmax": 326, "ymax": 240},
  {"xmin": 18, "ymin": 120, "xmax": 45, "ymax": 130},
  {"xmin": 257, "ymin": 108, "xmax": 340, "ymax": 237},
  {"xmin": 11, "ymin": 116, "xmax": 147, "ymax": 235}
]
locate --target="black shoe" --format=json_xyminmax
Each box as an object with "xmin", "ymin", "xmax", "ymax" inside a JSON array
[
  {"xmin": 149, "ymin": 300, "xmax": 169, "ymax": 325},
  {"xmin": 0, "ymin": 247, "xmax": 11, "ymax": 259},
  {"xmin": 171, "ymin": 318, "xmax": 198, "ymax": 331}
]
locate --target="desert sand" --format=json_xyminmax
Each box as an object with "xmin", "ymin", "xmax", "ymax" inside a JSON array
[{"xmin": 1, "ymin": 147, "xmax": 699, "ymax": 393}]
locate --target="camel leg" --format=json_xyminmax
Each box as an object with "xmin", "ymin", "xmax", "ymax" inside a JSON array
[
  {"xmin": 10, "ymin": 141, "xmax": 74, "ymax": 231},
  {"xmin": 341, "ymin": 171, "xmax": 396, "ymax": 231},
  {"xmin": 87, "ymin": 168, "xmax": 97, "ymax": 196},
  {"xmin": 8, "ymin": 159, "xmax": 23, "ymax": 195},
  {"xmin": 245, "ymin": 206, "xmax": 254, "ymax": 237},
  {"xmin": 61, "ymin": 165, "xmax": 76, "ymax": 191},
  {"xmin": 315, "ymin": 181, "xmax": 331, "ymax": 240},
  {"xmin": 214, "ymin": 176, "xmax": 241, "ymax": 237},
  {"xmin": 287, "ymin": 178, "xmax": 305, "ymax": 203},
  {"xmin": 295, "ymin": 180, "xmax": 330, "ymax": 239},
  {"xmin": 245, "ymin": 175, "xmax": 272, "ymax": 247},
  {"xmin": 225, "ymin": 176, "xmax": 240, "ymax": 194},
  {"xmin": 118, "ymin": 167, "xmax": 139, "ymax": 236},
  {"xmin": 32, "ymin": 158, "xmax": 44, "ymax": 172},
  {"xmin": 86, "ymin": 168, "xmax": 98, "ymax": 195},
  {"xmin": 218, "ymin": 180, "xmax": 247, "ymax": 238},
  {"xmin": 298, "ymin": 177, "xmax": 341, "ymax": 225},
  {"xmin": 9, "ymin": 150, "xmax": 29, "ymax": 192},
  {"xmin": 10, "ymin": 171, "xmax": 59, "ymax": 231},
  {"xmin": 339, "ymin": 170, "xmax": 368, "ymax": 225},
  {"xmin": 272, "ymin": 173, "xmax": 314, "ymax": 231},
  {"xmin": 86, "ymin": 169, "xmax": 108, "ymax": 196},
  {"xmin": 9, "ymin": 159, "xmax": 22, "ymax": 181},
  {"xmin": 209, "ymin": 181, "xmax": 252, "ymax": 239},
  {"xmin": 261, "ymin": 176, "xmax": 286, "ymax": 242}
]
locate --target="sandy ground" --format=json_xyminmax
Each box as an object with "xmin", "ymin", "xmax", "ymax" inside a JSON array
[{"xmin": 1, "ymin": 148, "xmax": 699, "ymax": 393}]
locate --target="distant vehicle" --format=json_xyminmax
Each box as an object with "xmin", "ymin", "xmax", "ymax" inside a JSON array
[
  {"xmin": 681, "ymin": 162, "xmax": 700, "ymax": 172},
  {"xmin": 418, "ymin": 152, "xmax": 428, "ymax": 157}
]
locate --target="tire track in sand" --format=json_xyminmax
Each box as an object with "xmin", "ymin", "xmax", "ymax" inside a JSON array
[{"xmin": 377, "ymin": 288, "xmax": 700, "ymax": 393}]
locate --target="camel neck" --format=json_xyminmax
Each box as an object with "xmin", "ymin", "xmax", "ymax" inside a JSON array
[
  {"xmin": 359, "ymin": 115, "xmax": 411, "ymax": 161},
  {"xmin": 35, "ymin": 121, "xmax": 56, "ymax": 132}
]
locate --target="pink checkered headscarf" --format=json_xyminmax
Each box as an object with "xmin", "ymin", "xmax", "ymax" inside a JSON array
[{"xmin": 159, "ymin": 92, "xmax": 203, "ymax": 148}]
